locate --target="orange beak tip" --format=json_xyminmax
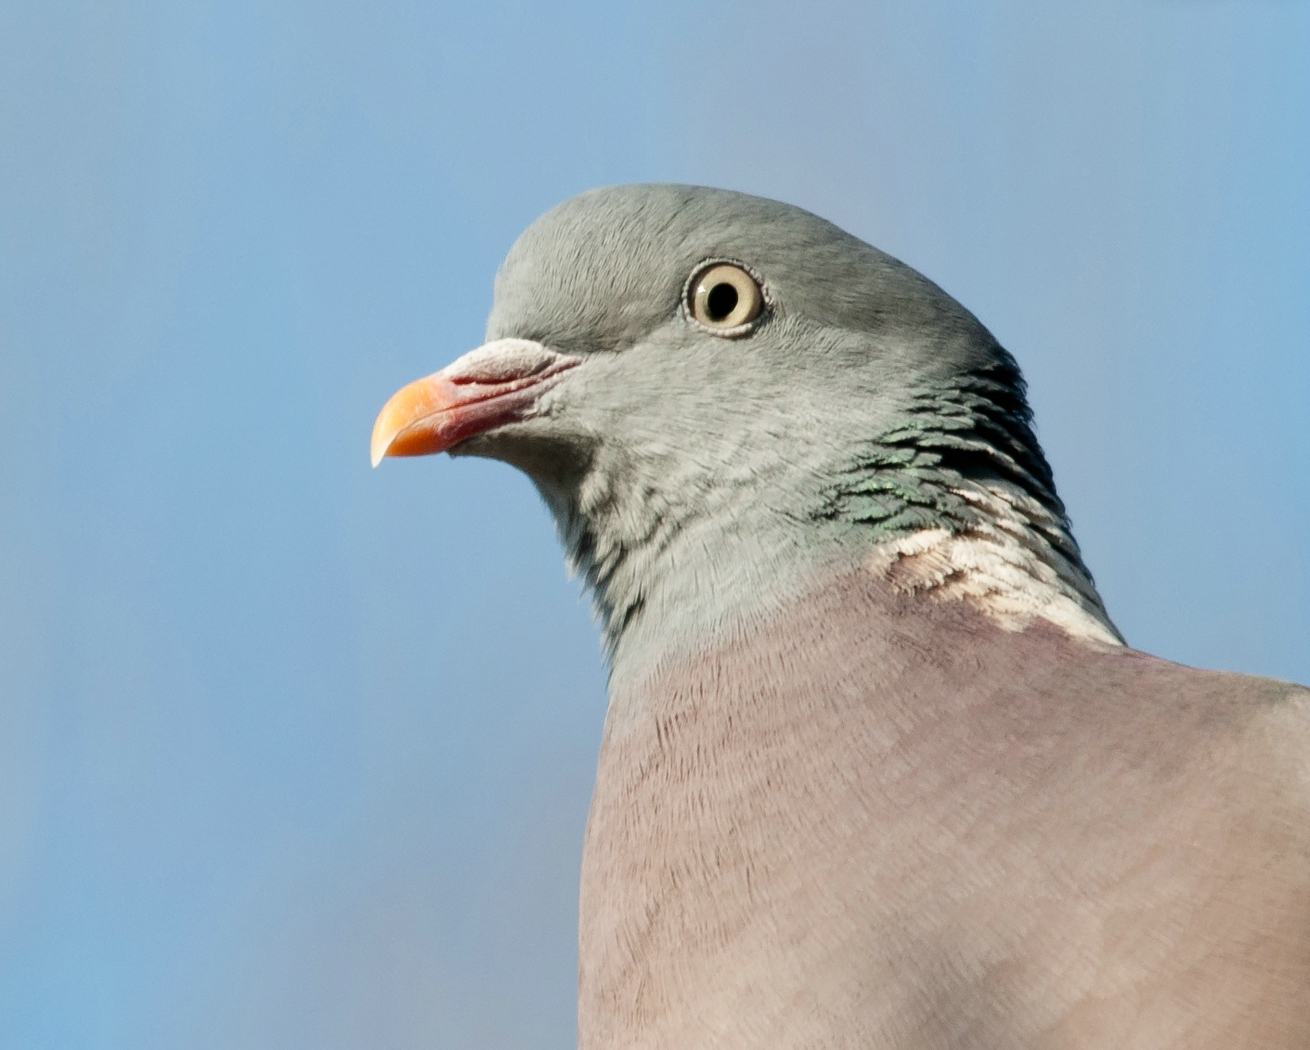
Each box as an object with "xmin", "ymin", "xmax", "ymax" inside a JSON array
[
  {"xmin": 369, "ymin": 417, "xmax": 398, "ymax": 468},
  {"xmin": 370, "ymin": 373, "xmax": 447, "ymax": 468}
]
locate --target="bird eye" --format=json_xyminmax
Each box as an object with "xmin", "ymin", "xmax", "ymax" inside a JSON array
[{"xmin": 687, "ymin": 262, "xmax": 764, "ymax": 333}]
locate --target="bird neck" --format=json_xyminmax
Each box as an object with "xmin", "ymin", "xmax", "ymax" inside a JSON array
[
  {"xmin": 814, "ymin": 366, "xmax": 1123, "ymax": 651},
  {"xmin": 544, "ymin": 364, "xmax": 1120, "ymax": 694},
  {"xmin": 539, "ymin": 438, "xmax": 864, "ymax": 688}
]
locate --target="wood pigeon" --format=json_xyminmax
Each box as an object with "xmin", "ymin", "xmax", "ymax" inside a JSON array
[{"xmin": 372, "ymin": 185, "xmax": 1310, "ymax": 1049}]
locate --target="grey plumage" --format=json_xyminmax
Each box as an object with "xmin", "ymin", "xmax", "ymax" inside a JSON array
[{"xmin": 376, "ymin": 184, "xmax": 1310, "ymax": 1047}]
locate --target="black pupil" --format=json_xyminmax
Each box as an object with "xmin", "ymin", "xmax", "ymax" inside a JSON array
[{"xmin": 706, "ymin": 281, "xmax": 739, "ymax": 321}]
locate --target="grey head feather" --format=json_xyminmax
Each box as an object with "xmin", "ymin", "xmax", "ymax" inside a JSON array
[{"xmin": 455, "ymin": 184, "xmax": 1115, "ymax": 682}]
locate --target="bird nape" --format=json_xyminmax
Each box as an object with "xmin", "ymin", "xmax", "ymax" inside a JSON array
[{"xmin": 372, "ymin": 184, "xmax": 1310, "ymax": 1049}]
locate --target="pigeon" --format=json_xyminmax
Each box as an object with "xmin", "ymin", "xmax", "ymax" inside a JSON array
[{"xmin": 372, "ymin": 185, "xmax": 1310, "ymax": 1049}]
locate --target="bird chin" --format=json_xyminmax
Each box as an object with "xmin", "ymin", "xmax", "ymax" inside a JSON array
[{"xmin": 452, "ymin": 424, "xmax": 596, "ymax": 489}]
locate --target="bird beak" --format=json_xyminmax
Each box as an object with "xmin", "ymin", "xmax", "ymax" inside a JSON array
[{"xmin": 370, "ymin": 338, "xmax": 581, "ymax": 467}]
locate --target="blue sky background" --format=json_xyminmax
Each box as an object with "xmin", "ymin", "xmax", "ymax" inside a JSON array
[{"xmin": 0, "ymin": 2, "xmax": 1306, "ymax": 1047}]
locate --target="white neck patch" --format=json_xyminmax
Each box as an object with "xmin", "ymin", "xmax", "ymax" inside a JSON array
[{"xmin": 865, "ymin": 483, "xmax": 1123, "ymax": 647}]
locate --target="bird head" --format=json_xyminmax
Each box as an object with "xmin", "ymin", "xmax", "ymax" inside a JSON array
[{"xmin": 372, "ymin": 185, "xmax": 1114, "ymax": 676}]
